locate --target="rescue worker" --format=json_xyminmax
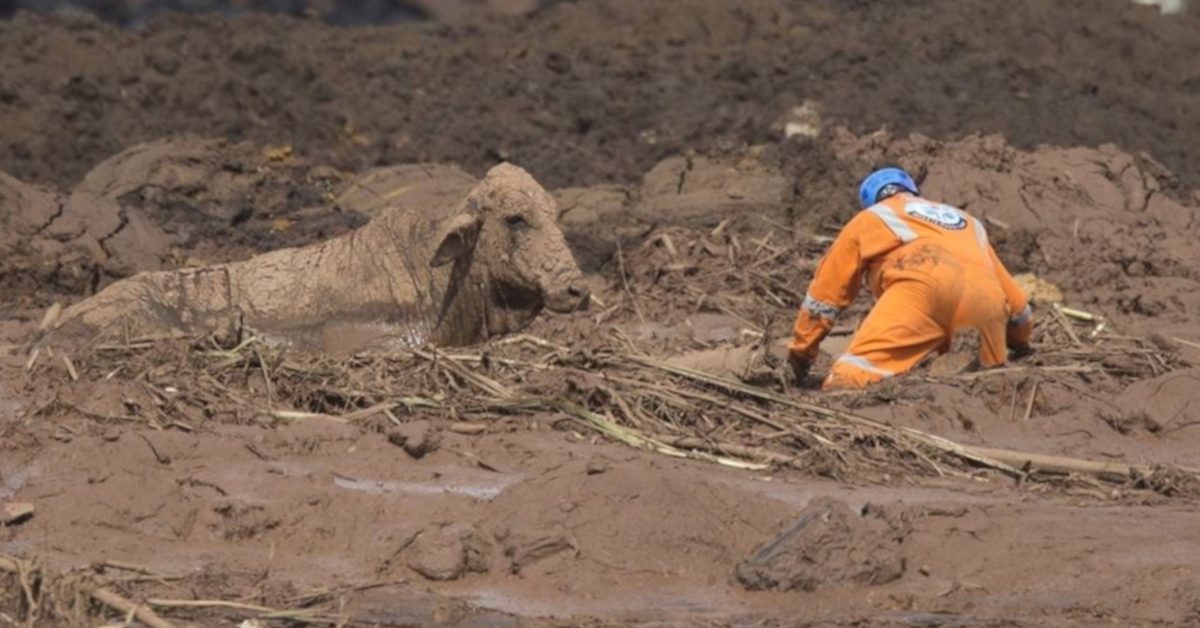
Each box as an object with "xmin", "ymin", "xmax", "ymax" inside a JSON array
[{"xmin": 789, "ymin": 166, "xmax": 1033, "ymax": 389}]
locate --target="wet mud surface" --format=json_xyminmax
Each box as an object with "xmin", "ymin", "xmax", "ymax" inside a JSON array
[
  {"xmin": 2, "ymin": 129, "xmax": 1200, "ymax": 625},
  {"xmin": 3, "ymin": 2, "xmax": 1200, "ymax": 626},
  {"xmin": 3, "ymin": 404, "xmax": 1200, "ymax": 625}
]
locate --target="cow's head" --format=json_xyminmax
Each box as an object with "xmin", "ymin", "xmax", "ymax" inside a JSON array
[{"xmin": 431, "ymin": 163, "xmax": 588, "ymax": 336}]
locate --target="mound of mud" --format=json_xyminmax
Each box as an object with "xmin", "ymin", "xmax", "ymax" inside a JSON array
[
  {"xmin": 2, "ymin": 0, "xmax": 1200, "ymax": 191},
  {"xmin": 817, "ymin": 130, "xmax": 1200, "ymax": 337},
  {"xmin": 735, "ymin": 498, "xmax": 908, "ymax": 592},
  {"xmin": 0, "ymin": 138, "xmax": 361, "ymax": 306},
  {"xmin": 8, "ymin": 126, "xmax": 1197, "ymax": 344},
  {"xmin": 554, "ymin": 130, "xmax": 1199, "ymax": 350}
]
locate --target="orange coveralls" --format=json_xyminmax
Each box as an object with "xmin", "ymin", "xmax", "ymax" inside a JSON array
[{"xmin": 790, "ymin": 193, "xmax": 1033, "ymax": 389}]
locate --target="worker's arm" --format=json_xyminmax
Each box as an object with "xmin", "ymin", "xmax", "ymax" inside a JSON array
[
  {"xmin": 987, "ymin": 245, "xmax": 1034, "ymax": 349},
  {"xmin": 789, "ymin": 211, "xmax": 903, "ymax": 365}
]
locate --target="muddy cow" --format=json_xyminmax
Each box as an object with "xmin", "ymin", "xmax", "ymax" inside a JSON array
[{"xmin": 54, "ymin": 163, "xmax": 589, "ymax": 352}]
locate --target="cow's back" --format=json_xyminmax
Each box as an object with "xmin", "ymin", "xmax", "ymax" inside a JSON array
[{"xmin": 225, "ymin": 186, "xmax": 467, "ymax": 348}]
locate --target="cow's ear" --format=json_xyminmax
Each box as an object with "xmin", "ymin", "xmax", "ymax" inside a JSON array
[{"xmin": 431, "ymin": 212, "xmax": 482, "ymax": 267}]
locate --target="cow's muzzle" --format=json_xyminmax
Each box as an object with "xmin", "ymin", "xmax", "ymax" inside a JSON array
[{"xmin": 545, "ymin": 284, "xmax": 591, "ymax": 313}]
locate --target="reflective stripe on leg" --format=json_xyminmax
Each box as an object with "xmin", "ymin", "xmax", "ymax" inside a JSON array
[{"xmin": 835, "ymin": 353, "xmax": 895, "ymax": 378}]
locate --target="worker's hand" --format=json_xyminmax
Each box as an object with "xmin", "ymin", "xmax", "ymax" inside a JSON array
[
  {"xmin": 1010, "ymin": 343, "xmax": 1033, "ymax": 360},
  {"xmin": 788, "ymin": 355, "xmax": 812, "ymax": 384}
]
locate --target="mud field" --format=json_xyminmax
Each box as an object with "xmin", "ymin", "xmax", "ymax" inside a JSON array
[
  {"xmin": 4, "ymin": 1, "xmax": 1200, "ymax": 627},
  {"xmin": 3, "ymin": 0, "xmax": 1200, "ymax": 191}
]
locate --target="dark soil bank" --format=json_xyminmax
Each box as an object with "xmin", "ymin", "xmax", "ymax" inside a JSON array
[
  {"xmin": 0, "ymin": 0, "xmax": 549, "ymax": 26},
  {"xmin": 1, "ymin": 0, "xmax": 1199, "ymax": 190}
]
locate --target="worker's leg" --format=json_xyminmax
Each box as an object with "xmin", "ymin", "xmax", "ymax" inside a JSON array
[
  {"xmin": 823, "ymin": 280, "xmax": 953, "ymax": 390},
  {"xmin": 953, "ymin": 281, "xmax": 1010, "ymax": 368}
]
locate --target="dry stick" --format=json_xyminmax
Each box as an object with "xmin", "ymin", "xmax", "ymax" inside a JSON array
[
  {"xmin": 618, "ymin": 353, "xmax": 1019, "ymax": 474},
  {"xmin": 256, "ymin": 348, "xmax": 275, "ymax": 404},
  {"xmin": 985, "ymin": 216, "xmax": 1011, "ymax": 231},
  {"xmin": 414, "ymin": 348, "xmax": 512, "ymax": 399},
  {"xmin": 95, "ymin": 341, "xmax": 161, "ymax": 352},
  {"xmin": 1023, "ymin": 380, "xmax": 1039, "ymax": 422},
  {"xmin": 0, "ymin": 556, "xmax": 177, "ymax": 628},
  {"xmin": 109, "ymin": 574, "xmax": 192, "ymax": 585},
  {"xmin": 748, "ymin": 244, "xmax": 792, "ymax": 269},
  {"xmin": 146, "ymin": 599, "xmax": 275, "ymax": 613},
  {"xmin": 656, "ymin": 233, "xmax": 680, "ymax": 258},
  {"xmin": 604, "ymin": 386, "xmax": 647, "ymax": 430},
  {"xmin": 614, "ymin": 242, "xmax": 647, "ymax": 324},
  {"xmin": 96, "ymin": 560, "xmax": 168, "ymax": 576},
  {"xmin": 966, "ymin": 446, "xmax": 1157, "ymax": 483},
  {"xmin": 61, "ymin": 355, "xmax": 79, "ymax": 382},
  {"xmin": 439, "ymin": 352, "xmax": 552, "ymax": 371},
  {"xmin": 494, "ymin": 333, "xmax": 568, "ymax": 353},
  {"xmin": 37, "ymin": 302, "xmax": 63, "ymax": 332},
  {"xmin": 1052, "ymin": 307, "xmax": 1082, "ymax": 346},
  {"xmin": 341, "ymin": 402, "xmax": 402, "ymax": 422},
  {"xmin": 617, "ymin": 374, "xmax": 786, "ymax": 431},
  {"xmin": 605, "ymin": 371, "xmax": 839, "ymax": 449},
  {"xmin": 24, "ymin": 348, "xmax": 39, "ymax": 372},
  {"xmin": 618, "ymin": 354, "xmax": 1200, "ymax": 482},
  {"xmin": 90, "ymin": 588, "xmax": 177, "ymax": 628},
  {"xmin": 1144, "ymin": 353, "xmax": 1162, "ymax": 377},
  {"xmin": 1171, "ymin": 337, "xmax": 1200, "ymax": 352},
  {"xmin": 658, "ymin": 435, "xmax": 800, "ymax": 468},
  {"xmin": 286, "ymin": 579, "xmax": 407, "ymax": 609},
  {"xmin": 1052, "ymin": 347, "xmax": 1160, "ymax": 356},
  {"xmin": 557, "ymin": 401, "xmax": 768, "ymax": 471},
  {"xmin": 1, "ymin": 556, "xmax": 38, "ymax": 624},
  {"xmin": 271, "ymin": 410, "xmax": 345, "ymax": 423}
]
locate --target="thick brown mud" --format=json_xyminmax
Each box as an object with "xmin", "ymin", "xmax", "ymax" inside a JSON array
[
  {"xmin": 2, "ymin": 0, "xmax": 1200, "ymax": 192},
  {"xmin": 3, "ymin": 1, "xmax": 1200, "ymax": 625},
  {"xmin": 3, "ymin": 128, "xmax": 1200, "ymax": 625}
]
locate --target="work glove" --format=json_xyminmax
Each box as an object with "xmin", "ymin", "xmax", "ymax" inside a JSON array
[
  {"xmin": 1010, "ymin": 343, "xmax": 1033, "ymax": 360},
  {"xmin": 788, "ymin": 354, "xmax": 812, "ymax": 384}
]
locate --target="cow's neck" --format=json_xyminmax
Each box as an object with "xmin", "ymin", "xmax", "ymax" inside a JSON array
[
  {"xmin": 481, "ymin": 274, "xmax": 542, "ymax": 341},
  {"xmin": 426, "ymin": 261, "xmax": 541, "ymax": 347},
  {"xmin": 426, "ymin": 257, "xmax": 488, "ymax": 347}
]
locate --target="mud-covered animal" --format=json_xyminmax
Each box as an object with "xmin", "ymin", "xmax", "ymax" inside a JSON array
[{"xmin": 54, "ymin": 163, "xmax": 589, "ymax": 352}]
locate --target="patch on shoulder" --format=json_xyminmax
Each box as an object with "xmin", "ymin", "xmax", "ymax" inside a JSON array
[{"xmin": 904, "ymin": 201, "xmax": 967, "ymax": 230}]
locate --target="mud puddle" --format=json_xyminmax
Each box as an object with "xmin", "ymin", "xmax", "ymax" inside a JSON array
[
  {"xmin": 198, "ymin": 455, "xmax": 525, "ymax": 504},
  {"xmin": 331, "ymin": 470, "xmax": 522, "ymax": 500},
  {"xmin": 457, "ymin": 584, "xmax": 743, "ymax": 621},
  {"xmin": 717, "ymin": 473, "xmax": 997, "ymax": 511}
]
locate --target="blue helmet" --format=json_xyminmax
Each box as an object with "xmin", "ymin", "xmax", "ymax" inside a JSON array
[{"xmin": 858, "ymin": 167, "xmax": 919, "ymax": 208}]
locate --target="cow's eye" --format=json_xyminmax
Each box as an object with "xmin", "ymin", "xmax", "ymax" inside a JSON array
[{"xmin": 505, "ymin": 215, "xmax": 528, "ymax": 228}]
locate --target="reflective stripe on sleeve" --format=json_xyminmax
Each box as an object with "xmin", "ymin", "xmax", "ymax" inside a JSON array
[
  {"xmin": 866, "ymin": 204, "xmax": 918, "ymax": 243},
  {"xmin": 835, "ymin": 354, "xmax": 894, "ymax": 377},
  {"xmin": 972, "ymin": 216, "xmax": 995, "ymax": 270},
  {"xmin": 802, "ymin": 293, "xmax": 842, "ymax": 320},
  {"xmin": 1010, "ymin": 304, "xmax": 1033, "ymax": 327},
  {"xmin": 972, "ymin": 216, "xmax": 989, "ymax": 251}
]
